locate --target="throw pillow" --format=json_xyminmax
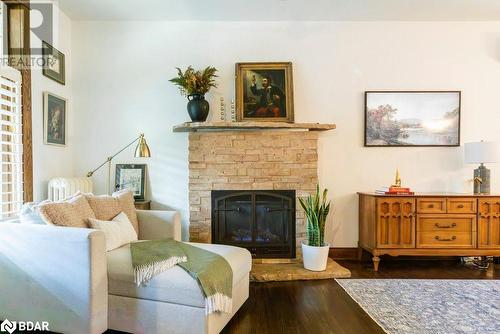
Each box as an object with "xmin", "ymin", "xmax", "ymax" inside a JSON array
[
  {"xmin": 88, "ymin": 212, "xmax": 138, "ymax": 251},
  {"xmin": 37, "ymin": 195, "xmax": 96, "ymax": 228},
  {"xmin": 85, "ymin": 190, "xmax": 139, "ymax": 233},
  {"xmin": 19, "ymin": 200, "xmax": 51, "ymax": 224}
]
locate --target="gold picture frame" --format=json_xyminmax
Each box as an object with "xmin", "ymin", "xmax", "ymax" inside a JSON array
[{"xmin": 235, "ymin": 62, "xmax": 294, "ymax": 122}]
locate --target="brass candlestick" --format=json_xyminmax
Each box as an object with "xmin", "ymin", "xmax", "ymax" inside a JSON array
[{"xmin": 392, "ymin": 169, "xmax": 402, "ymax": 188}]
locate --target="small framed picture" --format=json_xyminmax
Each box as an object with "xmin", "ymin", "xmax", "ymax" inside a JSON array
[
  {"xmin": 365, "ymin": 91, "xmax": 461, "ymax": 147},
  {"xmin": 44, "ymin": 92, "xmax": 67, "ymax": 146},
  {"xmin": 235, "ymin": 62, "xmax": 294, "ymax": 122},
  {"xmin": 42, "ymin": 41, "xmax": 65, "ymax": 85},
  {"xmin": 115, "ymin": 164, "xmax": 146, "ymax": 200}
]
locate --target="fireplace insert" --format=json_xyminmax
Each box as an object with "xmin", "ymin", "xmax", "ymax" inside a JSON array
[{"xmin": 211, "ymin": 190, "xmax": 296, "ymax": 258}]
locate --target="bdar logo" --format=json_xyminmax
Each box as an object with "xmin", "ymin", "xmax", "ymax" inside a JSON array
[{"xmin": 0, "ymin": 319, "xmax": 16, "ymax": 334}]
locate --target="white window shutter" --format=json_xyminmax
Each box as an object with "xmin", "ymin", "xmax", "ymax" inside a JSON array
[{"xmin": 0, "ymin": 66, "xmax": 23, "ymax": 219}]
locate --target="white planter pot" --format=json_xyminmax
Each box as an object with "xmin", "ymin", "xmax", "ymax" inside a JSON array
[{"xmin": 301, "ymin": 241, "xmax": 330, "ymax": 271}]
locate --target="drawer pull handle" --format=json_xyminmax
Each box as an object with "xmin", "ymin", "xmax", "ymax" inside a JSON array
[
  {"xmin": 428, "ymin": 204, "xmax": 434, "ymax": 208},
  {"xmin": 457, "ymin": 204, "xmax": 464, "ymax": 208},
  {"xmin": 434, "ymin": 223, "xmax": 457, "ymax": 229},
  {"xmin": 434, "ymin": 235, "xmax": 457, "ymax": 241}
]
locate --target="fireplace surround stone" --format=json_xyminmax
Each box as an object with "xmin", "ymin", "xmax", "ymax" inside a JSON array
[{"xmin": 188, "ymin": 129, "xmax": 321, "ymax": 252}]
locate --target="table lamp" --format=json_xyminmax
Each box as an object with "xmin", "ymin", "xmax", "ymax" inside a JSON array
[
  {"xmin": 87, "ymin": 133, "xmax": 151, "ymax": 194},
  {"xmin": 464, "ymin": 141, "xmax": 499, "ymax": 194}
]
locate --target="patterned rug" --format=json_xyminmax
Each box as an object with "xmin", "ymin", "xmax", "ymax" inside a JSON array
[{"xmin": 336, "ymin": 279, "xmax": 500, "ymax": 334}]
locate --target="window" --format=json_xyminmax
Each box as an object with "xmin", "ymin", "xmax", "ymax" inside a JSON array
[{"xmin": 0, "ymin": 66, "xmax": 22, "ymax": 219}]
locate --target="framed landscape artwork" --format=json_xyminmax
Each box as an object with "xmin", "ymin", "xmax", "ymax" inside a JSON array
[
  {"xmin": 42, "ymin": 41, "xmax": 66, "ymax": 85},
  {"xmin": 235, "ymin": 62, "xmax": 294, "ymax": 122},
  {"xmin": 43, "ymin": 92, "xmax": 67, "ymax": 146},
  {"xmin": 365, "ymin": 91, "xmax": 461, "ymax": 147},
  {"xmin": 115, "ymin": 164, "xmax": 146, "ymax": 200}
]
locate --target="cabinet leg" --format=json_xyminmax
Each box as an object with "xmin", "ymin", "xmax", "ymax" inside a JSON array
[
  {"xmin": 357, "ymin": 247, "xmax": 363, "ymax": 261},
  {"xmin": 372, "ymin": 256, "xmax": 380, "ymax": 272}
]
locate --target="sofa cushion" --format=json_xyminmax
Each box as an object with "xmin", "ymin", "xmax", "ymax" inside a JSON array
[
  {"xmin": 85, "ymin": 190, "xmax": 139, "ymax": 234},
  {"xmin": 89, "ymin": 212, "xmax": 138, "ymax": 251},
  {"xmin": 107, "ymin": 242, "xmax": 252, "ymax": 308},
  {"xmin": 37, "ymin": 194, "xmax": 96, "ymax": 228}
]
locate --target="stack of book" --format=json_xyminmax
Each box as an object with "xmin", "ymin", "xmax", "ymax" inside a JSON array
[{"xmin": 375, "ymin": 186, "xmax": 414, "ymax": 195}]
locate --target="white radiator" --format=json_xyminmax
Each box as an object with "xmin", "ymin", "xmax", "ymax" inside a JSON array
[{"xmin": 48, "ymin": 177, "xmax": 93, "ymax": 201}]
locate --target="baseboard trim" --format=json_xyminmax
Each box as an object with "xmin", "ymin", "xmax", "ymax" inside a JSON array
[{"xmin": 329, "ymin": 247, "xmax": 358, "ymax": 260}]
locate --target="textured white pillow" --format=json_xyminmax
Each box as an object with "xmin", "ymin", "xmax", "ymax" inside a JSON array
[
  {"xmin": 19, "ymin": 200, "xmax": 51, "ymax": 225},
  {"xmin": 89, "ymin": 211, "xmax": 138, "ymax": 251}
]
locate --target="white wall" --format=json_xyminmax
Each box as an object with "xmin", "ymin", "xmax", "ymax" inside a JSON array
[
  {"xmin": 71, "ymin": 21, "xmax": 500, "ymax": 245},
  {"xmin": 31, "ymin": 8, "xmax": 74, "ymax": 201}
]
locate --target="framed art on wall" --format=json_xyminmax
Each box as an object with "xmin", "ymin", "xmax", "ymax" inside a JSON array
[
  {"xmin": 42, "ymin": 41, "xmax": 66, "ymax": 85},
  {"xmin": 235, "ymin": 62, "xmax": 294, "ymax": 122},
  {"xmin": 115, "ymin": 164, "xmax": 146, "ymax": 200},
  {"xmin": 43, "ymin": 92, "xmax": 67, "ymax": 146},
  {"xmin": 365, "ymin": 91, "xmax": 461, "ymax": 147}
]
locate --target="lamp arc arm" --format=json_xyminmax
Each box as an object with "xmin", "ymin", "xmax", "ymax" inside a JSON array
[{"xmin": 86, "ymin": 134, "xmax": 143, "ymax": 177}]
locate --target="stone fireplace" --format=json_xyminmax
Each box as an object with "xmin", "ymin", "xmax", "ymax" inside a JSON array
[{"xmin": 175, "ymin": 121, "xmax": 335, "ymax": 258}]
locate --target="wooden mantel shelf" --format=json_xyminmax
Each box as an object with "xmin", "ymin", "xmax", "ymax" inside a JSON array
[{"xmin": 173, "ymin": 121, "xmax": 336, "ymax": 132}]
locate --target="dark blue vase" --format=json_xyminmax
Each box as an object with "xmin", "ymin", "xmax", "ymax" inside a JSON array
[{"xmin": 187, "ymin": 94, "xmax": 209, "ymax": 122}]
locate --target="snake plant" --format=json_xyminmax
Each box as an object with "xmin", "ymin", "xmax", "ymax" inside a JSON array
[{"xmin": 298, "ymin": 185, "xmax": 331, "ymax": 247}]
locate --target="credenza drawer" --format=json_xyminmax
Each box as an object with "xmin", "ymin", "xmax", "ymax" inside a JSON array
[
  {"xmin": 417, "ymin": 231, "xmax": 475, "ymax": 248},
  {"xmin": 417, "ymin": 214, "xmax": 476, "ymax": 232},
  {"xmin": 447, "ymin": 198, "xmax": 477, "ymax": 214},
  {"xmin": 417, "ymin": 198, "xmax": 446, "ymax": 213}
]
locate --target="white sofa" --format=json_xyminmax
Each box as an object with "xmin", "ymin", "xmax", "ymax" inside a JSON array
[{"xmin": 0, "ymin": 210, "xmax": 252, "ymax": 334}]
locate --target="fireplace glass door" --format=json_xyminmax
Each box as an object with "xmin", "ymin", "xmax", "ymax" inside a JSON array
[{"xmin": 212, "ymin": 190, "xmax": 295, "ymax": 258}]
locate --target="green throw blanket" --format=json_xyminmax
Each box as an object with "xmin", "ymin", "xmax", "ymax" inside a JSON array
[{"xmin": 131, "ymin": 239, "xmax": 233, "ymax": 314}]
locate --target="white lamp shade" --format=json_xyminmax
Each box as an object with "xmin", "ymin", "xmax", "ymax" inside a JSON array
[{"xmin": 464, "ymin": 141, "xmax": 499, "ymax": 164}]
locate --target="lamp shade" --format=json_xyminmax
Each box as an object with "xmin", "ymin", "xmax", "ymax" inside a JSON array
[
  {"xmin": 464, "ymin": 141, "xmax": 499, "ymax": 164},
  {"xmin": 135, "ymin": 134, "xmax": 151, "ymax": 158}
]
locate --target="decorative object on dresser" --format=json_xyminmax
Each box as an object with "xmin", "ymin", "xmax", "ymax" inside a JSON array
[
  {"xmin": 42, "ymin": 41, "xmax": 65, "ymax": 85},
  {"xmin": 358, "ymin": 193, "xmax": 500, "ymax": 271},
  {"xmin": 86, "ymin": 134, "xmax": 151, "ymax": 194},
  {"xmin": 376, "ymin": 169, "xmax": 414, "ymax": 195},
  {"xmin": 235, "ymin": 62, "xmax": 294, "ymax": 122},
  {"xmin": 298, "ymin": 186, "xmax": 331, "ymax": 271},
  {"xmin": 169, "ymin": 66, "xmax": 218, "ymax": 122},
  {"xmin": 43, "ymin": 92, "xmax": 67, "ymax": 146},
  {"xmin": 115, "ymin": 164, "xmax": 146, "ymax": 200},
  {"xmin": 365, "ymin": 91, "xmax": 461, "ymax": 147},
  {"xmin": 465, "ymin": 141, "xmax": 499, "ymax": 194}
]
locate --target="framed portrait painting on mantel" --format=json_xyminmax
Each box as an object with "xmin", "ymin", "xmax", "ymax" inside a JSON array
[{"xmin": 235, "ymin": 62, "xmax": 294, "ymax": 123}]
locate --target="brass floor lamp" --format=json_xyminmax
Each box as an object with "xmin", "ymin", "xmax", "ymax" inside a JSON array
[{"xmin": 87, "ymin": 133, "xmax": 151, "ymax": 195}]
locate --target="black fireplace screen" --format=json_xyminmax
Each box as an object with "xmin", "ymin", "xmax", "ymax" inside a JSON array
[{"xmin": 211, "ymin": 190, "xmax": 296, "ymax": 258}]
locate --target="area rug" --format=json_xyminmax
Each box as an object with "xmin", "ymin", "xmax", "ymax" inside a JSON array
[
  {"xmin": 251, "ymin": 258, "xmax": 350, "ymax": 282},
  {"xmin": 336, "ymin": 279, "xmax": 500, "ymax": 334}
]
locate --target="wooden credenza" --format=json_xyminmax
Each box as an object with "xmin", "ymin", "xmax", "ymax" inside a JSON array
[{"xmin": 358, "ymin": 193, "xmax": 500, "ymax": 271}]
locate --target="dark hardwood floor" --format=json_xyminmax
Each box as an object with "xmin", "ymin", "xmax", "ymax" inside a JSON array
[{"xmin": 222, "ymin": 257, "xmax": 500, "ymax": 334}]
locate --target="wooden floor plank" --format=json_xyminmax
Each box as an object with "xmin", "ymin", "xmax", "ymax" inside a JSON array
[{"xmin": 222, "ymin": 258, "xmax": 499, "ymax": 333}]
